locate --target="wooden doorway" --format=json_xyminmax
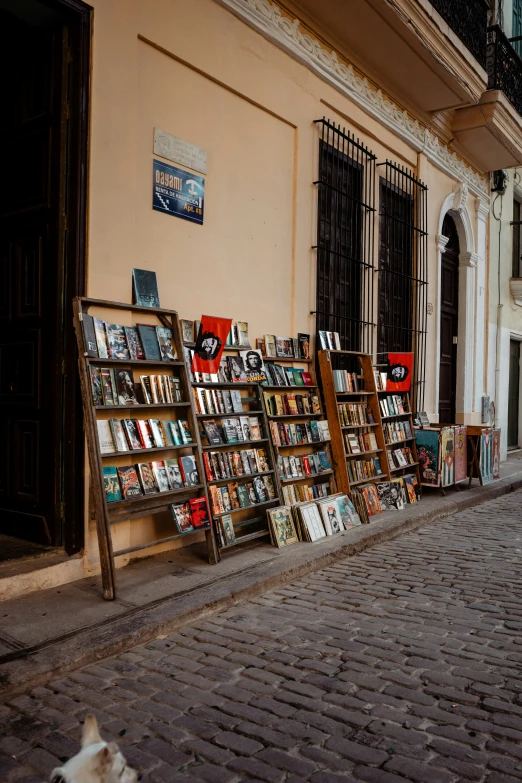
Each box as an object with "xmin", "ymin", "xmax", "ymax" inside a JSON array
[
  {"xmin": 508, "ymin": 340, "xmax": 520, "ymax": 449},
  {"xmin": 0, "ymin": 0, "xmax": 90, "ymax": 553},
  {"xmin": 438, "ymin": 214, "xmax": 459, "ymax": 424}
]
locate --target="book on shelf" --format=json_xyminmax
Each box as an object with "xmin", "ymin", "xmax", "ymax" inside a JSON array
[
  {"xmin": 237, "ymin": 321, "xmax": 249, "ymax": 347},
  {"xmin": 376, "ymin": 479, "xmax": 407, "ymax": 511},
  {"xmin": 189, "ymin": 496, "xmax": 210, "ymax": 528},
  {"xmin": 93, "ymin": 317, "xmax": 109, "ymax": 358},
  {"xmin": 156, "ymin": 326, "xmax": 177, "ymax": 361},
  {"xmin": 136, "ymin": 420, "xmax": 154, "ymax": 448},
  {"xmin": 117, "ymin": 465, "xmax": 143, "ymax": 498},
  {"xmin": 181, "ymin": 319, "xmax": 193, "ymax": 344},
  {"xmin": 138, "ymin": 324, "xmax": 162, "ymax": 361},
  {"xmin": 97, "ymin": 420, "xmax": 115, "ymax": 454},
  {"xmin": 103, "ymin": 466, "xmax": 122, "ymax": 503},
  {"xmin": 267, "ymin": 506, "xmax": 299, "ymax": 546},
  {"xmin": 109, "ymin": 419, "xmax": 129, "ymax": 452},
  {"xmin": 81, "ymin": 314, "xmax": 99, "ymax": 357},
  {"xmin": 333, "ymin": 369, "xmax": 360, "ymax": 393},
  {"xmin": 275, "ymin": 337, "xmax": 294, "ymax": 358},
  {"xmin": 106, "ymin": 324, "xmax": 130, "ymax": 361},
  {"xmin": 132, "ymin": 268, "xmax": 160, "ymax": 308},
  {"xmin": 165, "ymin": 458, "xmax": 184, "ymax": 489},
  {"xmin": 124, "ymin": 326, "xmax": 145, "ymax": 360},
  {"xmin": 170, "ymin": 502, "xmax": 193, "ymax": 533},
  {"xmin": 203, "ymin": 419, "xmax": 224, "ymax": 445},
  {"xmin": 90, "ymin": 367, "xmax": 103, "ymax": 406},
  {"xmin": 100, "ymin": 369, "xmax": 115, "ymax": 405},
  {"xmin": 149, "ymin": 419, "xmax": 166, "ymax": 447},
  {"xmin": 122, "ymin": 419, "xmax": 142, "ymax": 450},
  {"xmin": 137, "ymin": 462, "xmax": 159, "ymax": 494},
  {"xmin": 151, "ymin": 460, "xmax": 170, "ymax": 492},
  {"xmin": 179, "ymin": 420, "xmax": 193, "ymax": 444},
  {"xmin": 360, "ymin": 484, "xmax": 382, "ymax": 516},
  {"xmin": 227, "ymin": 355, "xmax": 247, "ymax": 382},
  {"xmin": 403, "ymin": 473, "xmax": 420, "ymax": 502},
  {"xmin": 115, "ymin": 369, "xmax": 138, "ymax": 405},
  {"xmin": 264, "ymin": 334, "xmax": 277, "ymax": 359},
  {"xmin": 179, "ymin": 455, "xmax": 200, "ymax": 486},
  {"xmin": 240, "ymin": 350, "xmax": 267, "ymax": 383},
  {"xmin": 218, "ymin": 514, "xmax": 236, "ymax": 545},
  {"xmin": 169, "ymin": 421, "xmax": 183, "ymax": 445},
  {"xmin": 298, "ymin": 333, "xmax": 310, "ymax": 359}
]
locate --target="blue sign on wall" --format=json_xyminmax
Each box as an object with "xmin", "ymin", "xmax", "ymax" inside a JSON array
[{"xmin": 153, "ymin": 159, "xmax": 204, "ymax": 224}]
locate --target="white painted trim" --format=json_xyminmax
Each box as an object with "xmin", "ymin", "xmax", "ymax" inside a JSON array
[{"xmin": 214, "ymin": 0, "xmax": 490, "ymax": 197}]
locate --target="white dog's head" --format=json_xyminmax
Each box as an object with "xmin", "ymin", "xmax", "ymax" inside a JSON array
[{"xmin": 50, "ymin": 714, "xmax": 137, "ymax": 783}]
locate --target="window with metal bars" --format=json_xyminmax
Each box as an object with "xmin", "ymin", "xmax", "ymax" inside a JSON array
[
  {"xmin": 377, "ymin": 162, "xmax": 428, "ymax": 411},
  {"xmin": 513, "ymin": 199, "xmax": 522, "ymax": 279},
  {"xmin": 313, "ymin": 118, "xmax": 376, "ymax": 356}
]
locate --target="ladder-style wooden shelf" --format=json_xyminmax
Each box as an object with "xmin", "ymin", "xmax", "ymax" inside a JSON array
[
  {"xmin": 73, "ymin": 297, "xmax": 214, "ymax": 600},
  {"xmin": 318, "ymin": 349, "xmax": 390, "ymax": 496},
  {"xmin": 377, "ymin": 387, "xmax": 421, "ymax": 490}
]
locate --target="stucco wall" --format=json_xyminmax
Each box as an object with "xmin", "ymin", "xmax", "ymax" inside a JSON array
[{"xmin": 74, "ymin": 0, "xmax": 484, "ymax": 574}]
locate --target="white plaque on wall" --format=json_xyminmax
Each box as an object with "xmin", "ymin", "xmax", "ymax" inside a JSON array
[{"xmin": 153, "ymin": 128, "xmax": 207, "ymax": 175}]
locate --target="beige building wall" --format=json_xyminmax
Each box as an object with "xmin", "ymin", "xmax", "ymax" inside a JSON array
[{"xmin": 2, "ymin": 0, "xmax": 492, "ymax": 598}]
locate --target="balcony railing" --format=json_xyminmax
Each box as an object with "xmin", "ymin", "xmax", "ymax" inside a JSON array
[
  {"xmin": 430, "ymin": 0, "xmax": 488, "ymax": 68},
  {"xmin": 487, "ymin": 26, "xmax": 522, "ymax": 118}
]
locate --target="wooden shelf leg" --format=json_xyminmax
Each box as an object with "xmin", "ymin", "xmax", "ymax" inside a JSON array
[
  {"xmin": 89, "ymin": 481, "xmax": 117, "ymax": 600},
  {"xmin": 206, "ymin": 527, "xmax": 220, "ymax": 564}
]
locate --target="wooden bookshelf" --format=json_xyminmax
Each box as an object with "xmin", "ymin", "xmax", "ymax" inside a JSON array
[
  {"xmin": 73, "ymin": 297, "xmax": 215, "ymax": 600},
  {"xmin": 261, "ymin": 359, "xmax": 337, "ymax": 505},
  {"xmin": 318, "ymin": 350, "xmax": 390, "ymax": 496},
  {"xmin": 184, "ymin": 345, "xmax": 281, "ymax": 553},
  {"xmin": 377, "ymin": 388, "xmax": 421, "ymax": 490}
]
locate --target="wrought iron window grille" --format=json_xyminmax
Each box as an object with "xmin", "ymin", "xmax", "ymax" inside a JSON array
[
  {"xmin": 313, "ymin": 118, "xmax": 376, "ymax": 360},
  {"xmin": 377, "ymin": 162, "xmax": 428, "ymax": 412}
]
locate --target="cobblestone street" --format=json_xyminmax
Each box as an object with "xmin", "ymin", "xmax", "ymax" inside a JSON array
[{"xmin": 2, "ymin": 490, "xmax": 522, "ymax": 783}]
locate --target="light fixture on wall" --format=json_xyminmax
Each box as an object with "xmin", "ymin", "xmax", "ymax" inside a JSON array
[{"xmin": 491, "ymin": 169, "xmax": 508, "ymax": 194}]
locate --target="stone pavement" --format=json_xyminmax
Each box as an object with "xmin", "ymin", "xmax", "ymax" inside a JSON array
[{"xmin": 1, "ymin": 490, "xmax": 522, "ymax": 783}]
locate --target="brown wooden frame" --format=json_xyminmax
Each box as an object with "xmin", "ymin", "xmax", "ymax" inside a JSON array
[
  {"xmin": 379, "ymin": 390, "xmax": 421, "ymax": 489},
  {"xmin": 260, "ymin": 357, "xmax": 337, "ymax": 504},
  {"xmin": 318, "ymin": 349, "xmax": 390, "ymax": 495},
  {"xmin": 186, "ymin": 344, "xmax": 281, "ymax": 553},
  {"xmin": 73, "ymin": 296, "xmax": 214, "ymax": 600}
]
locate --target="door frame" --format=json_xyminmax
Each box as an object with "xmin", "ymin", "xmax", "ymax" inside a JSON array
[
  {"xmin": 509, "ymin": 332, "xmax": 522, "ymax": 450},
  {"xmin": 54, "ymin": 0, "xmax": 91, "ymax": 554}
]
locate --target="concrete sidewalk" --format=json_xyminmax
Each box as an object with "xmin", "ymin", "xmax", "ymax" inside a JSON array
[{"xmin": 1, "ymin": 453, "xmax": 522, "ymax": 699}]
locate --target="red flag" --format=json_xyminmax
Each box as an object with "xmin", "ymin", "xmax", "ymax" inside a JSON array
[
  {"xmin": 191, "ymin": 315, "xmax": 232, "ymax": 374},
  {"xmin": 386, "ymin": 353, "xmax": 413, "ymax": 392}
]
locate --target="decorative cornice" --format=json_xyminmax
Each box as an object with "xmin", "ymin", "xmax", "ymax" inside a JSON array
[
  {"xmin": 215, "ymin": 0, "xmax": 490, "ymax": 198},
  {"xmin": 436, "ymin": 233, "xmax": 450, "ymax": 253},
  {"xmin": 460, "ymin": 251, "xmax": 479, "ymax": 267},
  {"xmin": 475, "ymin": 195, "xmax": 491, "ymax": 220}
]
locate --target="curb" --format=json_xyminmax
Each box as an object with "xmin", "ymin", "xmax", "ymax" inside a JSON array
[{"xmin": 1, "ymin": 472, "xmax": 522, "ymax": 700}]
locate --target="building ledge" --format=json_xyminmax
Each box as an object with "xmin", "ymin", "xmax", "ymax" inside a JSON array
[
  {"xmin": 510, "ymin": 278, "xmax": 522, "ymax": 306},
  {"xmin": 451, "ymin": 89, "xmax": 522, "ymax": 170}
]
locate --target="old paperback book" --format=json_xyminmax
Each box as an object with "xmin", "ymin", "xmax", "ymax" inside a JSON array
[
  {"xmin": 117, "ymin": 465, "xmax": 143, "ymax": 498},
  {"xmin": 106, "ymin": 324, "xmax": 130, "ymax": 360},
  {"xmin": 132, "ymin": 268, "xmax": 160, "ymax": 308},
  {"xmin": 171, "ymin": 502, "xmax": 193, "ymax": 533},
  {"xmin": 151, "ymin": 460, "xmax": 170, "ymax": 492},
  {"xmin": 90, "ymin": 367, "xmax": 103, "ymax": 406},
  {"xmin": 116, "ymin": 369, "xmax": 138, "ymax": 405},
  {"xmin": 93, "ymin": 317, "xmax": 109, "ymax": 358},
  {"xmin": 189, "ymin": 497, "xmax": 211, "ymax": 527},
  {"xmin": 81, "ymin": 314, "xmax": 99, "ymax": 357},
  {"xmin": 124, "ymin": 326, "xmax": 145, "ymax": 360},
  {"xmin": 156, "ymin": 326, "xmax": 177, "ymax": 361},
  {"xmin": 109, "ymin": 419, "xmax": 129, "ymax": 452},
  {"xmin": 137, "ymin": 324, "xmax": 161, "ymax": 361},
  {"xmin": 137, "ymin": 463, "xmax": 158, "ymax": 494},
  {"xmin": 103, "ymin": 466, "xmax": 122, "ymax": 503},
  {"xmin": 97, "ymin": 420, "xmax": 115, "ymax": 454}
]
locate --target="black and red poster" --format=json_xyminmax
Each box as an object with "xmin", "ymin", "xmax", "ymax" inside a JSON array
[
  {"xmin": 191, "ymin": 315, "xmax": 232, "ymax": 374},
  {"xmin": 386, "ymin": 353, "xmax": 413, "ymax": 392}
]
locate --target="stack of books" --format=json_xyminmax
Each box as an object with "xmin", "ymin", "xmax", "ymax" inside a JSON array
[{"xmin": 103, "ymin": 456, "xmax": 200, "ymax": 503}]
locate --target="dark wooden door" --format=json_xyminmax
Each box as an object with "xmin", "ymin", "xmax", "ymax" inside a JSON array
[
  {"xmin": 438, "ymin": 214, "xmax": 459, "ymax": 424},
  {"xmin": 508, "ymin": 340, "xmax": 520, "ymax": 448},
  {"xmin": 0, "ymin": 2, "xmax": 89, "ymax": 549}
]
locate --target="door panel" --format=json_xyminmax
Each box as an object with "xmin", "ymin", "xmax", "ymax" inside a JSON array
[
  {"xmin": 508, "ymin": 340, "xmax": 520, "ymax": 448},
  {"xmin": 438, "ymin": 215, "xmax": 459, "ymax": 423}
]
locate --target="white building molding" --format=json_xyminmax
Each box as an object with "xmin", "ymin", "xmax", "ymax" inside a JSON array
[
  {"xmin": 435, "ymin": 185, "xmax": 480, "ymax": 422},
  {"xmin": 214, "ymin": 0, "xmax": 490, "ymax": 197}
]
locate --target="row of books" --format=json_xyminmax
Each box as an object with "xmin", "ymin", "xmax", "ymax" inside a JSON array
[
  {"xmin": 97, "ymin": 418, "xmax": 192, "ymax": 455},
  {"xmin": 269, "ymin": 420, "xmax": 330, "ymax": 447},
  {"xmin": 263, "ymin": 391, "xmax": 321, "ymax": 417},
  {"xmin": 266, "ymin": 491, "xmax": 360, "ymax": 548},
  {"xmin": 277, "ymin": 451, "xmax": 330, "ymax": 481},
  {"xmin": 344, "ymin": 431, "xmax": 379, "ymax": 455},
  {"xmin": 259, "ymin": 334, "xmax": 310, "ymax": 360},
  {"xmin": 203, "ymin": 448, "xmax": 269, "ymax": 482},
  {"xmin": 333, "ymin": 370, "xmax": 362, "ymax": 393},
  {"xmin": 201, "ymin": 417, "xmax": 262, "ymax": 446},
  {"xmin": 103, "ymin": 456, "xmax": 200, "ymax": 502},
  {"xmin": 384, "ymin": 420, "xmax": 413, "ymax": 443},
  {"xmin": 317, "ymin": 330, "xmax": 341, "ymax": 351},
  {"xmin": 90, "ymin": 367, "xmax": 182, "ymax": 407},
  {"xmin": 374, "ymin": 371, "xmax": 390, "ymax": 391},
  {"xmin": 193, "ymin": 386, "xmax": 244, "ymax": 416},
  {"xmin": 209, "ymin": 474, "xmax": 276, "ymax": 516},
  {"xmin": 338, "ymin": 403, "xmax": 375, "ymax": 427},
  {"xmin": 355, "ymin": 474, "xmax": 420, "ymax": 518},
  {"xmin": 379, "ymin": 394, "xmax": 407, "ymax": 417},
  {"xmin": 264, "ymin": 364, "xmax": 313, "ymax": 387},
  {"xmin": 170, "ymin": 498, "xmax": 211, "ymax": 534},
  {"xmin": 281, "ymin": 481, "xmax": 329, "ymax": 506},
  {"xmin": 82, "ymin": 315, "xmax": 176, "ymax": 362},
  {"xmin": 347, "ymin": 457, "xmax": 383, "ymax": 484},
  {"xmin": 388, "ymin": 447, "xmax": 416, "ymax": 470}
]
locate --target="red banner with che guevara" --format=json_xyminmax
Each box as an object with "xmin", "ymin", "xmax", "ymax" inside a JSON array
[
  {"xmin": 386, "ymin": 352, "xmax": 413, "ymax": 392},
  {"xmin": 191, "ymin": 315, "xmax": 232, "ymax": 374}
]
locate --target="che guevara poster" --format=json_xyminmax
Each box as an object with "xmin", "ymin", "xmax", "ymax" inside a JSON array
[
  {"xmin": 191, "ymin": 316, "xmax": 232, "ymax": 374},
  {"xmin": 386, "ymin": 352, "xmax": 413, "ymax": 393}
]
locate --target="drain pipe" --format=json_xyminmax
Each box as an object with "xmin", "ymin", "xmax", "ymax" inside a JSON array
[{"xmin": 492, "ymin": 189, "xmax": 503, "ymax": 428}]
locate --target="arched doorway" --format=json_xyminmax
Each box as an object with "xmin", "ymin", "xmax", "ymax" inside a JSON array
[{"xmin": 439, "ymin": 214, "xmax": 460, "ymax": 423}]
